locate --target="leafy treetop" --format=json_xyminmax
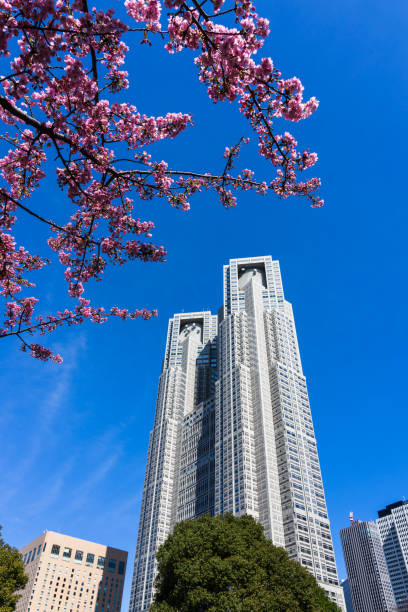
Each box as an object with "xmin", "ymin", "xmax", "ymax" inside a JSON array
[
  {"xmin": 151, "ymin": 514, "xmax": 340, "ymax": 612},
  {"xmin": 0, "ymin": 526, "xmax": 28, "ymax": 612}
]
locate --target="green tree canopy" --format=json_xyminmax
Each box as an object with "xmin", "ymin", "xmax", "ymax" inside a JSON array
[
  {"xmin": 151, "ymin": 514, "xmax": 340, "ymax": 612},
  {"xmin": 0, "ymin": 527, "xmax": 28, "ymax": 612}
]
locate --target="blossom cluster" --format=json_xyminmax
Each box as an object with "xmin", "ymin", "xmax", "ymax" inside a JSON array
[{"xmin": 0, "ymin": 0, "xmax": 322, "ymax": 361}]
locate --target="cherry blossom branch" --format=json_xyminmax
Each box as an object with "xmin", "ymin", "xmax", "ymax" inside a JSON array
[
  {"xmin": 0, "ymin": 96, "xmax": 76, "ymax": 148},
  {"xmin": 2, "ymin": 307, "xmax": 156, "ymax": 339},
  {"xmin": 82, "ymin": 0, "xmax": 100, "ymax": 104},
  {"xmin": 0, "ymin": 191, "xmax": 99, "ymax": 247},
  {"xmin": 10, "ymin": 24, "xmax": 157, "ymax": 34},
  {"xmin": 0, "ymin": 0, "xmax": 322, "ymax": 363}
]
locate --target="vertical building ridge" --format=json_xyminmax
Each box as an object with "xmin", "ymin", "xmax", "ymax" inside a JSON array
[{"xmin": 129, "ymin": 256, "xmax": 345, "ymax": 611}]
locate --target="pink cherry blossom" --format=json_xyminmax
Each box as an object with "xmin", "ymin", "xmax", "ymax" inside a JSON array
[{"xmin": 0, "ymin": 0, "xmax": 322, "ymax": 362}]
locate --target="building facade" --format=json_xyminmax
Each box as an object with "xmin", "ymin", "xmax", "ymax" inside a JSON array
[
  {"xmin": 341, "ymin": 578, "xmax": 355, "ymax": 612},
  {"xmin": 16, "ymin": 531, "xmax": 127, "ymax": 612},
  {"xmin": 340, "ymin": 521, "xmax": 396, "ymax": 612},
  {"xmin": 130, "ymin": 256, "xmax": 345, "ymax": 611},
  {"xmin": 377, "ymin": 501, "xmax": 408, "ymax": 609}
]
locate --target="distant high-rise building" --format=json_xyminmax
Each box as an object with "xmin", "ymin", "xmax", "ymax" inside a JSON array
[
  {"xmin": 129, "ymin": 256, "xmax": 345, "ymax": 611},
  {"xmin": 377, "ymin": 501, "xmax": 408, "ymax": 609},
  {"xmin": 340, "ymin": 520, "xmax": 396, "ymax": 612},
  {"xmin": 341, "ymin": 578, "xmax": 355, "ymax": 612},
  {"xmin": 16, "ymin": 531, "xmax": 127, "ymax": 612}
]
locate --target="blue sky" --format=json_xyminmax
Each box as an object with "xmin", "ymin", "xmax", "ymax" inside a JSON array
[{"xmin": 1, "ymin": 0, "xmax": 408, "ymax": 605}]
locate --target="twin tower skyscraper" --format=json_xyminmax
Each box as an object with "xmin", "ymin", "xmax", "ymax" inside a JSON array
[{"xmin": 129, "ymin": 256, "xmax": 345, "ymax": 611}]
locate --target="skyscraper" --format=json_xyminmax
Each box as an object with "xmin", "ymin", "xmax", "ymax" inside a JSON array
[
  {"xmin": 130, "ymin": 256, "xmax": 345, "ymax": 611},
  {"xmin": 341, "ymin": 578, "xmax": 355, "ymax": 612},
  {"xmin": 340, "ymin": 520, "xmax": 396, "ymax": 612},
  {"xmin": 377, "ymin": 501, "xmax": 408, "ymax": 609},
  {"xmin": 16, "ymin": 531, "xmax": 127, "ymax": 612}
]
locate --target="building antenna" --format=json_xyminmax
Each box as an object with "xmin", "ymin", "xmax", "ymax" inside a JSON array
[{"xmin": 349, "ymin": 511, "xmax": 354, "ymax": 524}]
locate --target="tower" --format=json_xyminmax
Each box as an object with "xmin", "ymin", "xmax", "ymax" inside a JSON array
[
  {"xmin": 340, "ymin": 520, "xmax": 396, "ymax": 612},
  {"xmin": 129, "ymin": 256, "xmax": 345, "ymax": 611},
  {"xmin": 377, "ymin": 500, "xmax": 408, "ymax": 608},
  {"xmin": 130, "ymin": 311, "xmax": 217, "ymax": 610}
]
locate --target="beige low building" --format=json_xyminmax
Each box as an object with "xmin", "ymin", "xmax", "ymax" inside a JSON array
[{"xmin": 16, "ymin": 531, "xmax": 127, "ymax": 612}]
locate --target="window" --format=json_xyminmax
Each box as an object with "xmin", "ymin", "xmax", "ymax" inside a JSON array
[
  {"xmin": 118, "ymin": 562, "xmax": 125, "ymax": 576},
  {"xmin": 75, "ymin": 551, "xmax": 83, "ymax": 563},
  {"xmin": 63, "ymin": 548, "xmax": 72, "ymax": 560},
  {"xmin": 27, "ymin": 550, "xmax": 32, "ymax": 563},
  {"xmin": 108, "ymin": 560, "xmax": 116, "ymax": 573},
  {"xmin": 51, "ymin": 545, "xmax": 60, "ymax": 558},
  {"xmin": 85, "ymin": 553, "xmax": 95, "ymax": 567},
  {"xmin": 97, "ymin": 557, "xmax": 105, "ymax": 569}
]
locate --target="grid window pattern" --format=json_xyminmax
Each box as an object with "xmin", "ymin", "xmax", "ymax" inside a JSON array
[
  {"xmin": 130, "ymin": 257, "xmax": 345, "ymax": 612},
  {"xmin": 16, "ymin": 533, "xmax": 127, "ymax": 612},
  {"xmin": 341, "ymin": 521, "xmax": 396, "ymax": 612}
]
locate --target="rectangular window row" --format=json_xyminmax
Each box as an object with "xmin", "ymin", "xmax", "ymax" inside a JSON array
[
  {"xmin": 23, "ymin": 542, "xmax": 46, "ymax": 564},
  {"xmin": 49, "ymin": 545, "xmax": 124, "ymax": 574}
]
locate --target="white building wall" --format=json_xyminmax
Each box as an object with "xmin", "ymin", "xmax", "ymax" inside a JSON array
[
  {"xmin": 377, "ymin": 502, "xmax": 408, "ymax": 608},
  {"xmin": 218, "ymin": 256, "xmax": 344, "ymax": 609},
  {"xmin": 130, "ymin": 257, "xmax": 345, "ymax": 611},
  {"xmin": 129, "ymin": 312, "xmax": 217, "ymax": 612}
]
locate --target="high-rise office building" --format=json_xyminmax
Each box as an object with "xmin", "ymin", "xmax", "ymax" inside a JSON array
[
  {"xmin": 16, "ymin": 531, "xmax": 127, "ymax": 612},
  {"xmin": 341, "ymin": 578, "xmax": 355, "ymax": 612},
  {"xmin": 340, "ymin": 520, "xmax": 396, "ymax": 612},
  {"xmin": 377, "ymin": 501, "xmax": 408, "ymax": 609},
  {"xmin": 130, "ymin": 256, "xmax": 345, "ymax": 611}
]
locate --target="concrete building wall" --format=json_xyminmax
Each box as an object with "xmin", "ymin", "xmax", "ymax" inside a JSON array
[{"xmin": 17, "ymin": 531, "xmax": 127, "ymax": 612}]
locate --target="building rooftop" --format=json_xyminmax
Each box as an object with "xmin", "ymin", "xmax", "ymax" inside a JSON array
[{"xmin": 378, "ymin": 500, "xmax": 408, "ymax": 518}]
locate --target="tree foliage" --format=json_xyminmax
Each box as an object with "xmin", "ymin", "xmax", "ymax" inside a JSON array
[
  {"xmin": 151, "ymin": 514, "xmax": 340, "ymax": 612},
  {"xmin": 0, "ymin": 0, "xmax": 322, "ymax": 362},
  {"xmin": 0, "ymin": 527, "xmax": 27, "ymax": 612}
]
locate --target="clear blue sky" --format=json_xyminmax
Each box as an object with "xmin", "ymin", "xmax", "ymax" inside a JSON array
[{"xmin": 1, "ymin": 0, "xmax": 407, "ymax": 605}]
